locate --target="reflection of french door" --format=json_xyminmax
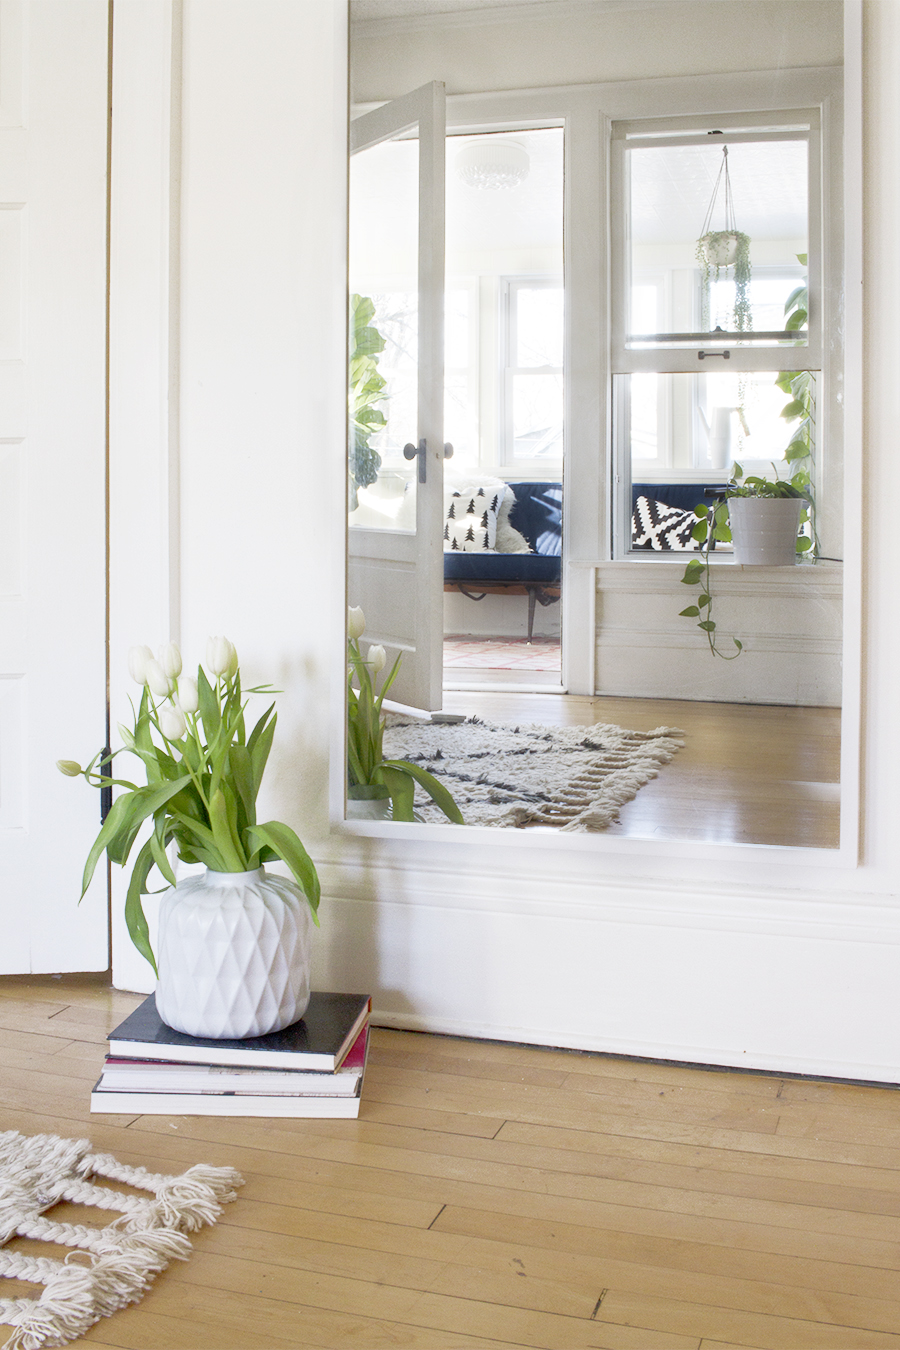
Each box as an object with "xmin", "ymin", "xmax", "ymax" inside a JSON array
[{"xmin": 348, "ymin": 83, "xmax": 446, "ymax": 712}]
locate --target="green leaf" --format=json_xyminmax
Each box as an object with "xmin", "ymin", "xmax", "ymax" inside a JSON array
[
  {"xmin": 249, "ymin": 712, "xmax": 277, "ymax": 796},
  {"xmin": 785, "ymin": 308, "xmax": 808, "ymax": 331},
  {"xmin": 244, "ymin": 822, "xmax": 321, "ymax": 919},
  {"xmin": 197, "ymin": 667, "xmax": 221, "ymax": 743},
  {"xmin": 229, "ymin": 743, "xmax": 257, "ymax": 828},
  {"xmin": 80, "ymin": 775, "xmax": 192, "ymax": 896},
  {"xmin": 698, "ymin": 620, "xmax": 716, "ymax": 632},
  {"xmin": 124, "ymin": 838, "xmax": 159, "ymax": 975},
  {"xmin": 209, "ymin": 787, "xmax": 247, "ymax": 871},
  {"xmin": 679, "ymin": 605, "xmax": 700, "ymax": 617},
  {"xmin": 697, "ymin": 594, "xmax": 711, "ymax": 609},
  {"xmin": 796, "ymin": 536, "xmax": 813, "ymax": 552},
  {"xmin": 691, "ymin": 520, "xmax": 709, "ymax": 542},
  {"xmin": 149, "ymin": 816, "xmax": 177, "ymax": 888},
  {"xmin": 380, "ymin": 765, "xmax": 416, "ymax": 821},
  {"xmin": 382, "ymin": 759, "xmax": 464, "ymax": 825}
]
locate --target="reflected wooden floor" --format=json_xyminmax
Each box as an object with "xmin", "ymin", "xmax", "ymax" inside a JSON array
[
  {"xmin": 439, "ymin": 691, "xmax": 841, "ymax": 849},
  {"xmin": 2, "ymin": 976, "xmax": 899, "ymax": 1350}
]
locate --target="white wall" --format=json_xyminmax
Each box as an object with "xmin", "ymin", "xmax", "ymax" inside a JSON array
[{"xmin": 108, "ymin": 1, "xmax": 900, "ymax": 1085}]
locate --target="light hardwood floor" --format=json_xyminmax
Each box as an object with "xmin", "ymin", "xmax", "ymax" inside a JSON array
[
  {"xmin": 439, "ymin": 692, "xmax": 841, "ymax": 849},
  {"xmin": 2, "ymin": 975, "xmax": 899, "ymax": 1349}
]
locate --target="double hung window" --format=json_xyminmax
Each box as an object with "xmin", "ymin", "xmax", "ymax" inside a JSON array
[{"xmin": 610, "ymin": 112, "xmax": 821, "ymax": 557}]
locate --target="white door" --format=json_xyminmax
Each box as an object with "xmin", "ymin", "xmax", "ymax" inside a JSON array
[
  {"xmin": 348, "ymin": 82, "xmax": 446, "ymax": 713},
  {"xmin": 0, "ymin": 0, "xmax": 109, "ymax": 971}
]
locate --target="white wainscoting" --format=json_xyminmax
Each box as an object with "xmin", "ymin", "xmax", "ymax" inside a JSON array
[{"xmin": 594, "ymin": 560, "xmax": 842, "ymax": 706}]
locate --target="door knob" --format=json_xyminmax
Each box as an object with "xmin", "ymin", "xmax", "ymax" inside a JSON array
[{"xmin": 403, "ymin": 438, "xmax": 427, "ymax": 483}]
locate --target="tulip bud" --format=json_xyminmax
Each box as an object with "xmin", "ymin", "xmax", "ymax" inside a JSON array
[
  {"xmin": 176, "ymin": 675, "xmax": 199, "ymax": 714},
  {"xmin": 159, "ymin": 704, "xmax": 187, "ymax": 741},
  {"xmin": 158, "ymin": 641, "xmax": 182, "ymax": 679},
  {"xmin": 367, "ymin": 643, "xmax": 387, "ymax": 673},
  {"xmin": 225, "ymin": 642, "xmax": 239, "ymax": 680},
  {"xmin": 127, "ymin": 644, "xmax": 154, "ymax": 685},
  {"xmin": 348, "ymin": 606, "xmax": 366, "ymax": 640},
  {"xmin": 145, "ymin": 658, "xmax": 174, "ymax": 698},
  {"xmin": 117, "ymin": 723, "xmax": 135, "ymax": 750},
  {"xmin": 206, "ymin": 636, "xmax": 236, "ymax": 677},
  {"xmin": 56, "ymin": 759, "xmax": 82, "ymax": 777}
]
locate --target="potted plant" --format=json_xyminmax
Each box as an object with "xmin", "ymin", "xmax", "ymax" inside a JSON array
[
  {"xmin": 58, "ymin": 638, "xmax": 320, "ymax": 1040},
  {"xmin": 347, "ymin": 607, "xmax": 464, "ymax": 825},
  {"xmin": 679, "ymin": 464, "xmax": 811, "ymax": 656},
  {"xmin": 696, "ymin": 229, "xmax": 752, "ymax": 332}
]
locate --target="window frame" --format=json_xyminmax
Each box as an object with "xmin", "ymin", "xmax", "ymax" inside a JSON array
[{"xmin": 609, "ymin": 108, "xmax": 824, "ymax": 560}]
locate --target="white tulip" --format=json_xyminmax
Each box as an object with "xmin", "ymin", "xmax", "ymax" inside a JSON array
[
  {"xmin": 159, "ymin": 703, "xmax": 187, "ymax": 741},
  {"xmin": 348, "ymin": 606, "xmax": 366, "ymax": 640},
  {"xmin": 145, "ymin": 658, "xmax": 174, "ymax": 698},
  {"xmin": 56, "ymin": 759, "xmax": 82, "ymax": 777},
  {"xmin": 127, "ymin": 644, "xmax": 154, "ymax": 685},
  {"xmin": 158, "ymin": 641, "xmax": 182, "ymax": 679},
  {"xmin": 176, "ymin": 675, "xmax": 199, "ymax": 714},
  {"xmin": 206, "ymin": 636, "xmax": 236, "ymax": 677},
  {"xmin": 367, "ymin": 643, "xmax": 387, "ymax": 673}
]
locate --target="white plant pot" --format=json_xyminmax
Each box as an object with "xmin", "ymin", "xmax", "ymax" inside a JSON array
[
  {"xmin": 155, "ymin": 867, "xmax": 313, "ymax": 1039},
  {"xmin": 346, "ymin": 796, "xmax": 392, "ymax": 820},
  {"xmin": 728, "ymin": 496, "xmax": 803, "ymax": 566},
  {"xmin": 699, "ymin": 231, "xmax": 741, "ymax": 267}
]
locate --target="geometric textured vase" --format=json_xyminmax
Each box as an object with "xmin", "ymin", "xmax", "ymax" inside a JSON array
[{"xmin": 155, "ymin": 868, "xmax": 313, "ymax": 1039}]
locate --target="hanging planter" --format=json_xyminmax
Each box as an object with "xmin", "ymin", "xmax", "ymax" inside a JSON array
[{"xmin": 696, "ymin": 147, "xmax": 752, "ymax": 332}]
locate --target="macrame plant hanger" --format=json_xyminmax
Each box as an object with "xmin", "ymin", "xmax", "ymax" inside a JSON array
[{"xmin": 697, "ymin": 143, "xmax": 752, "ymax": 334}]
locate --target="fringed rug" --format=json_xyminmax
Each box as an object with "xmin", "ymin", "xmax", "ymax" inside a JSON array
[
  {"xmin": 0, "ymin": 1131, "xmax": 242, "ymax": 1349},
  {"xmin": 383, "ymin": 716, "xmax": 684, "ymax": 831}
]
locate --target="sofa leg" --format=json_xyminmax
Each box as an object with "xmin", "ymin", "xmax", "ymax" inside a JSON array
[{"xmin": 527, "ymin": 587, "xmax": 538, "ymax": 641}]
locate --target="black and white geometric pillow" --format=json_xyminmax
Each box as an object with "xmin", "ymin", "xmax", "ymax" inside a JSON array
[
  {"xmin": 443, "ymin": 483, "xmax": 508, "ymax": 552},
  {"xmin": 631, "ymin": 495, "xmax": 699, "ymax": 551}
]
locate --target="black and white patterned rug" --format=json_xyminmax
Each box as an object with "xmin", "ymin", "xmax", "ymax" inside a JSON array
[{"xmin": 383, "ymin": 716, "xmax": 684, "ymax": 832}]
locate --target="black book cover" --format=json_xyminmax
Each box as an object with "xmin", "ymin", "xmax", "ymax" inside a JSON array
[{"xmin": 107, "ymin": 992, "xmax": 371, "ymax": 1071}]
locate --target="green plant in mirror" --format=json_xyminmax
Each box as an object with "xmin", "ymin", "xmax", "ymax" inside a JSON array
[
  {"xmin": 347, "ymin": 607, "xmax": 464, "ymax": 825},
  {"xmin": 679, "ymin": 464, "xmax": 810, "ymax": 657},
  {"xmin": 775, "ymin": 254, "xmax": 816, "ymax": 557},
  {"xmin": 696, "ymin": 230, "xmax": 752, "ymax": 332},
  {"xmin": 349, "ymin": 294, "xmax": 389, "ymax": 510}
]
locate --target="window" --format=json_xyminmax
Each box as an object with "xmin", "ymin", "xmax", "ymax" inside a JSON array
[
  {"xmin": 501, "ymin": 277, "xmax": 564, "ymax": 466},
  {"xmin": 610, "ymin": 113, "xmax": 820, "ymax": 557}
]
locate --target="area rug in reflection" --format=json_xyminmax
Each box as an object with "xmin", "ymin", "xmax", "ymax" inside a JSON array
[{"xmin": 383, "ymin": 717, "xmax": 684, "ymax": 831}]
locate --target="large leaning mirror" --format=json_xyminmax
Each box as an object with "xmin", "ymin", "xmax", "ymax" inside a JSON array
[{"xmin": 346, "ymin": 0, "xmax": 850, "ymax": 851}]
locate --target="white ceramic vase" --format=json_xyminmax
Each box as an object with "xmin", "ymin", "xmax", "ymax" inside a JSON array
[
  {"xmin": 155, "ymin": 867, "xmax": 313, "ymax": 1039},
  {"xmin": 728, "ymin": 496, "xmax": 803, "ymax": 566}
]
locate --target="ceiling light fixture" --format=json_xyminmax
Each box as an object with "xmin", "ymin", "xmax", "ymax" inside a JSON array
[{"xmin": 454, "ymin": 138, "xmax": 530, "ymax": 190}]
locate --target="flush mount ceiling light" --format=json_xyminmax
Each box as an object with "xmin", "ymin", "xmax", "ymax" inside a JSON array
[{"xmin": 454, "ymin": 138, "xmax": 530, "ymax": 190}]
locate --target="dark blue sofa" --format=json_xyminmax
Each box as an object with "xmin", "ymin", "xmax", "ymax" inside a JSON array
[{"xmin": 444, "ymin": 481, "xmax": 562, "ymax": 639}]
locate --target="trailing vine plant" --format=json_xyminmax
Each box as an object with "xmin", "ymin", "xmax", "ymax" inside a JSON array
[
  {"xmin": 696, "ymin": 229, "xmax": 752, "ymax": 333},
  {"xmin": 678, "ymin": 494, "xmax": 742, "ymax": 659}
]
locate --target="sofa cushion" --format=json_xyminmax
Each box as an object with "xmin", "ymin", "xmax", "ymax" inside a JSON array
[{"xmin": 443, "ymin": 480, "xmax": 508, "ymax": 552}]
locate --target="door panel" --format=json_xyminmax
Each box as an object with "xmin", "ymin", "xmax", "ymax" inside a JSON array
[
  {"xmin": 0, "ymin": 0, "xmax": 109, "ymax": 971},
  {"xmin": 348, "ymin": 82, "xmax": 445, "ymax": 713}
]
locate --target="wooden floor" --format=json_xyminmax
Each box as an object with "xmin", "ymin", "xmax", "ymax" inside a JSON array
[
  {"xmin": 3, "ymin": 975, "xmax": 900, "ymax": 1349},
  {"xmin": 440, "ymin": 691, "xmax": 841, "ymax": 849}
]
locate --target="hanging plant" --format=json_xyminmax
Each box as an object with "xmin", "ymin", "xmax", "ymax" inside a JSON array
[
  {"xmin": 696, "ymin": 144, "xmax": 752, "ymax": 333},
  {"xmin": 696, "ymin": 229, "xmax": 752, "ymax": 332}
]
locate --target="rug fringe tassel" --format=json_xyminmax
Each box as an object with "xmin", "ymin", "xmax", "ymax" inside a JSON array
[{"xmin": 0, "ymin": 1132, "xmax": 242, "ymax": 1350}]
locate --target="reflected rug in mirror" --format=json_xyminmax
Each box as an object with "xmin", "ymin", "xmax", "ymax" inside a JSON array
[
  {"xmin": 0, "ymin": 1131, "xmax": 242, "ymax": 1349},
  {"xmin": 383, "ymin": 716, "xmax": 684, "ymax": 831}
]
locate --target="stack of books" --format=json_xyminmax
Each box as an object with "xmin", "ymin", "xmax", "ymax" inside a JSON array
[{"xmin": 91, "ymin": 992, "xmax": 371, "ymax": 1118}]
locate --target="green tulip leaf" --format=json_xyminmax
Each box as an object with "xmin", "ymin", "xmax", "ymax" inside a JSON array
[{"xmin": 245, "ymin": 821, "xmax": 321, "ymax": 919}]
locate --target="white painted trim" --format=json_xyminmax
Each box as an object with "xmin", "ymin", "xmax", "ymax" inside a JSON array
[{"xmin": 108, "ymin": 0, "xmax": 182, "ymax": 990}]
